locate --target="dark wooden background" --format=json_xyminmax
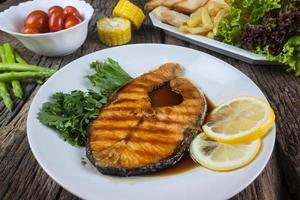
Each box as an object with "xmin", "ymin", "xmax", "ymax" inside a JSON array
[{"xmin": 0, "ymin": 0, "xmax": 299, "ymax": 199}]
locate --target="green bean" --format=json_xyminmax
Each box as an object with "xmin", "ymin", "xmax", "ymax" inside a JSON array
[
  {"xmin": 11, "ymin": 81, "xmax": 23, "ymax": 98},
  {"xmin": 14, "ymin": 51, "xmax": 28, "ymax": 64},
  {"xmin": 0, "ymin": 63, "xmax": 55, "ymax": 72},
  {"xmin": 3, "ymin": 43, "xmax": 23, "ymax": 99},
  {"xmin": 3, "ymin": 43, "xmax": 15, "ymax": 63},
  {"xmin": 0, "ymin": 45, "xmax": 13, "ymax": 111},
  {"xmin": 0, "ymin": 81, "xmax": 13, "ymax": 111},
  {"xmin": 35, "ymin": 79, "xmax": 44, "ymax": 85},
  {"xmin": 0, "ymin": 71, "xmax": 55, "ymax": 82},
  {"xmin": 15, "ymin": 51, "xmax": 44, "ymax": 85},
  {"xmin": 0, "ymin": 46, "xmax": 6, "ymax": 63}
]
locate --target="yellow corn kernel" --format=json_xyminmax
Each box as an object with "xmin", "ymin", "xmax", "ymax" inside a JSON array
[
  {"xmin": 112, "ymin": 0, "xmax": 145, "ymax": 29},
  {"xmin": 97, "ymin": 17, "xmax": 131, "ymax": 46}
]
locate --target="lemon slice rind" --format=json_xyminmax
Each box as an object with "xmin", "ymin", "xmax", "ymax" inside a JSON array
[
  {"xmin": 190, "ymin": 133, "xmax": 261, "ymax": 171},
  {"xmin": 203, "ymin": 96, "xmax": 275, "ymax": 143}
]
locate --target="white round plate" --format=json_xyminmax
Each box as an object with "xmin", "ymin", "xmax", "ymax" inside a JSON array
[{"xmin": 27, "ymin": 44, "xmax": 275, "ymax": 200}]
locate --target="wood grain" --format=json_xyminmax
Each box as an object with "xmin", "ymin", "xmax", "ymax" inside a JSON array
[{"xmin": 0, "ymin": 0, "xmax": 299, "ymax": 200}]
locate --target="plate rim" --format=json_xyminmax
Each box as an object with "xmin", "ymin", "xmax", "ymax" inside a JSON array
[{"xmin": 26, "ymin": 43, "xmax": 276, "ymax": 200}]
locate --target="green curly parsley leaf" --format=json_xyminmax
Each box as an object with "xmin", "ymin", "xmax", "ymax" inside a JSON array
[{"xmin": 37, "ymin": 59, "xmax": 132, "ymax": 146}]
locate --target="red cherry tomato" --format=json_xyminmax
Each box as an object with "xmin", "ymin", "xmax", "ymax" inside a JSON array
[
  {"xmin": 21, "ymin": 26, "xmax": 40, "ymax": 34},
  {"xmin": 48, "ymin": 12, "xmax": 64, "ymax": 32},
  {"xmin": 48, "ymin": 5, "xmax": 64, "ymax": 16},
  {"xmin": 24, "ymin": 10, "xmax": 48, "ymax": 33},
  {"xmin": 63, "ymin": 6, "xmax": 81, "ymax": 19},
  {"xmin": 64, "ymin": 15, "xmax": 81, "ymax": 29}
]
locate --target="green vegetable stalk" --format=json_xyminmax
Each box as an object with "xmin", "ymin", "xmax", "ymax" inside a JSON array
[
  {"xmin": 0, "ymin": 71, "xmax": 55, "ymax": 82},
  {"xmin": 0, "ymin": 43, "xmax": 55, "ymax": 111},
  {"xmin": 14, "ymin": 51, "xmax": 28, "ymax": 64},
  {"xmin": 15, "ymin": 51, "xmax": 44, "ymax": 84},
  {"xmin": 12, "ymin": 79, "xmax": 23, "ymax": 99},
  {"xmin": 0, "ymin": 46, "xmax": 6, "ymax": 63},
  {"xmin": 3, "ymin": 43, "xmax": 23, "ymax": 98},
  {"xmin": 0, "ymin": 82, "xmax": 13, "ymax": 111},
  {"xmin": 0, "ymin": 45, "xmax": 13, "ymax": 111},
  {"xmin": 0, "ymin": 63, "xmax": 56, "ymax": 72},
  {"xmin": 3, "ymin": 43, "xmax": 15, "ymax": 63}
]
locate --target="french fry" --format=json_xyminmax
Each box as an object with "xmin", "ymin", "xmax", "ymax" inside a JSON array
[
  {"xmin": 212, "ymin": 9, "xmax": 226, "ymax": 35},
  {"xmin": 179, "ymin": 24, "xmax": 189, "ymax": 33},
  {"xmin": 208, "ymin": 0, "xmax": 230, "ymax": 11},
  {"xmin": 215, "ymin": 0, "xmax": 230, "ymax": 10},
  {"xmin": 151, "ymin": 0, "xmax": 230, "ymax": 38},
  {"xmin": 179, "ymin": 24, "xmax": 208, "ymax": 35},
  {"xmin": 207, "ymin": 31, "xmax": 214, "ymax": 39},
  {"xmin": 187, "ymin": 26, "xmax": 209, "ymax": 34},
  {"xmin": 200, "ymin": 0, "xmax": 230, "ymax": 16},
  {"xmin": 187, "ymin": 10, "xmax": 202, "ymax": 27},
  {"xmin": 200, "ymin": 7, "xmax": 213, "ymax": 30},
  {"xmin": 208, "ymin": 7, "xmax": 220, "ymax": 17}
]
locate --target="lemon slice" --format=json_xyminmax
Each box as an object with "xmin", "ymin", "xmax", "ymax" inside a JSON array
[
  {"xmin": 203, "ymin": 96, "xmax": 275, "ymax": 143},
  {"xmin": 190, "ymin": 133, "xmax": 261, "ymax": 171}
]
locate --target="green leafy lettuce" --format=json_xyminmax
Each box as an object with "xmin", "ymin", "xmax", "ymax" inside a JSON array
[
  {"xmin": 256, "ymin": 36, "xmax": 300, "ymax": 76},
  {"xmin": 37, "ymin": 59, "xmax": 132, "ymax": 146},
  {"xmin": 217, "ymin": 0, "xmax": 281, "ymax": 46},
  {"xmin": 88, "ymin": 58, "xmax": 132, "ymax": 96}
]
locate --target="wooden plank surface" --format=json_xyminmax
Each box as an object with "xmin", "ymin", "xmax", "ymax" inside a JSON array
[{"xmin": 0, "ymin": 0, "xmax": 299, "ymax": 200}]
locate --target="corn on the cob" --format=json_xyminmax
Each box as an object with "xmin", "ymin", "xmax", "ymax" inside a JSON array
[
  {"xmin": 97, "ymin": 17, "xmax": 131, "ymax": 46},
  {"xmin": 112, "ymin": 0, "xmax": 145, "ymax": 29}
]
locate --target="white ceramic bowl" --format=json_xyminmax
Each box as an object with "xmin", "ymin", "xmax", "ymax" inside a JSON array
[{"xmin": 0, "ymin": 0, "xmax": 94, "ymax": 57}]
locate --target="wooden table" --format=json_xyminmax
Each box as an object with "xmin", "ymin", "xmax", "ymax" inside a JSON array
[{"xmin": 0, "ymin": 0, "xmax": 299, "ymax": 199}]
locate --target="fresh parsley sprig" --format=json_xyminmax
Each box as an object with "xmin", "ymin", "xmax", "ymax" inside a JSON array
[{"xmin": 37, "ymin": 59, "xmax": 132, "ymax": 146}]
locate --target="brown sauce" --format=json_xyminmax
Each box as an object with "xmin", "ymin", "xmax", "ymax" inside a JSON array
[
  {"xmin": 152, "ymin": 96, "xmax": 216, "ymax": 177},
  {"xmin": 206, "ymin": 96, "xmax": 216, "ymax": 113},
  {"xmin": 141, "ymin": 79, "xmax": 216, "ymax": 176},
  {"xmin": 205, "ymin": 96, "xmax": 216, "ymax": 123},
  {"xmin": 80, "ymin": 157, "xmax": 87, "ymax": 166},
  {"xmin": 153, "ymin": 154, "xmax": 198, "ymax": 176},
  {"xmin": 149, "ymin": 82, "xmax": 183, "ymax": 107}
]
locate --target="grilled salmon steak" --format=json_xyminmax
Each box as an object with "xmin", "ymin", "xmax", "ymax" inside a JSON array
[{"xmin": 87, "ymin": 63, "xmax": 207, "ymax": 176}]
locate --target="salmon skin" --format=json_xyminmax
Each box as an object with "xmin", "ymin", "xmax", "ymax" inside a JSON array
[{"xmin": 87, "ymin": 63, "xmax": 207, "ymax": 176}]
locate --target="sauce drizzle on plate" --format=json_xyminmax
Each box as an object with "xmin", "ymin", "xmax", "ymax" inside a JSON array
[{"xmin": 152, "ymin": 96, "xmax": 216, "ymax": 176}]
